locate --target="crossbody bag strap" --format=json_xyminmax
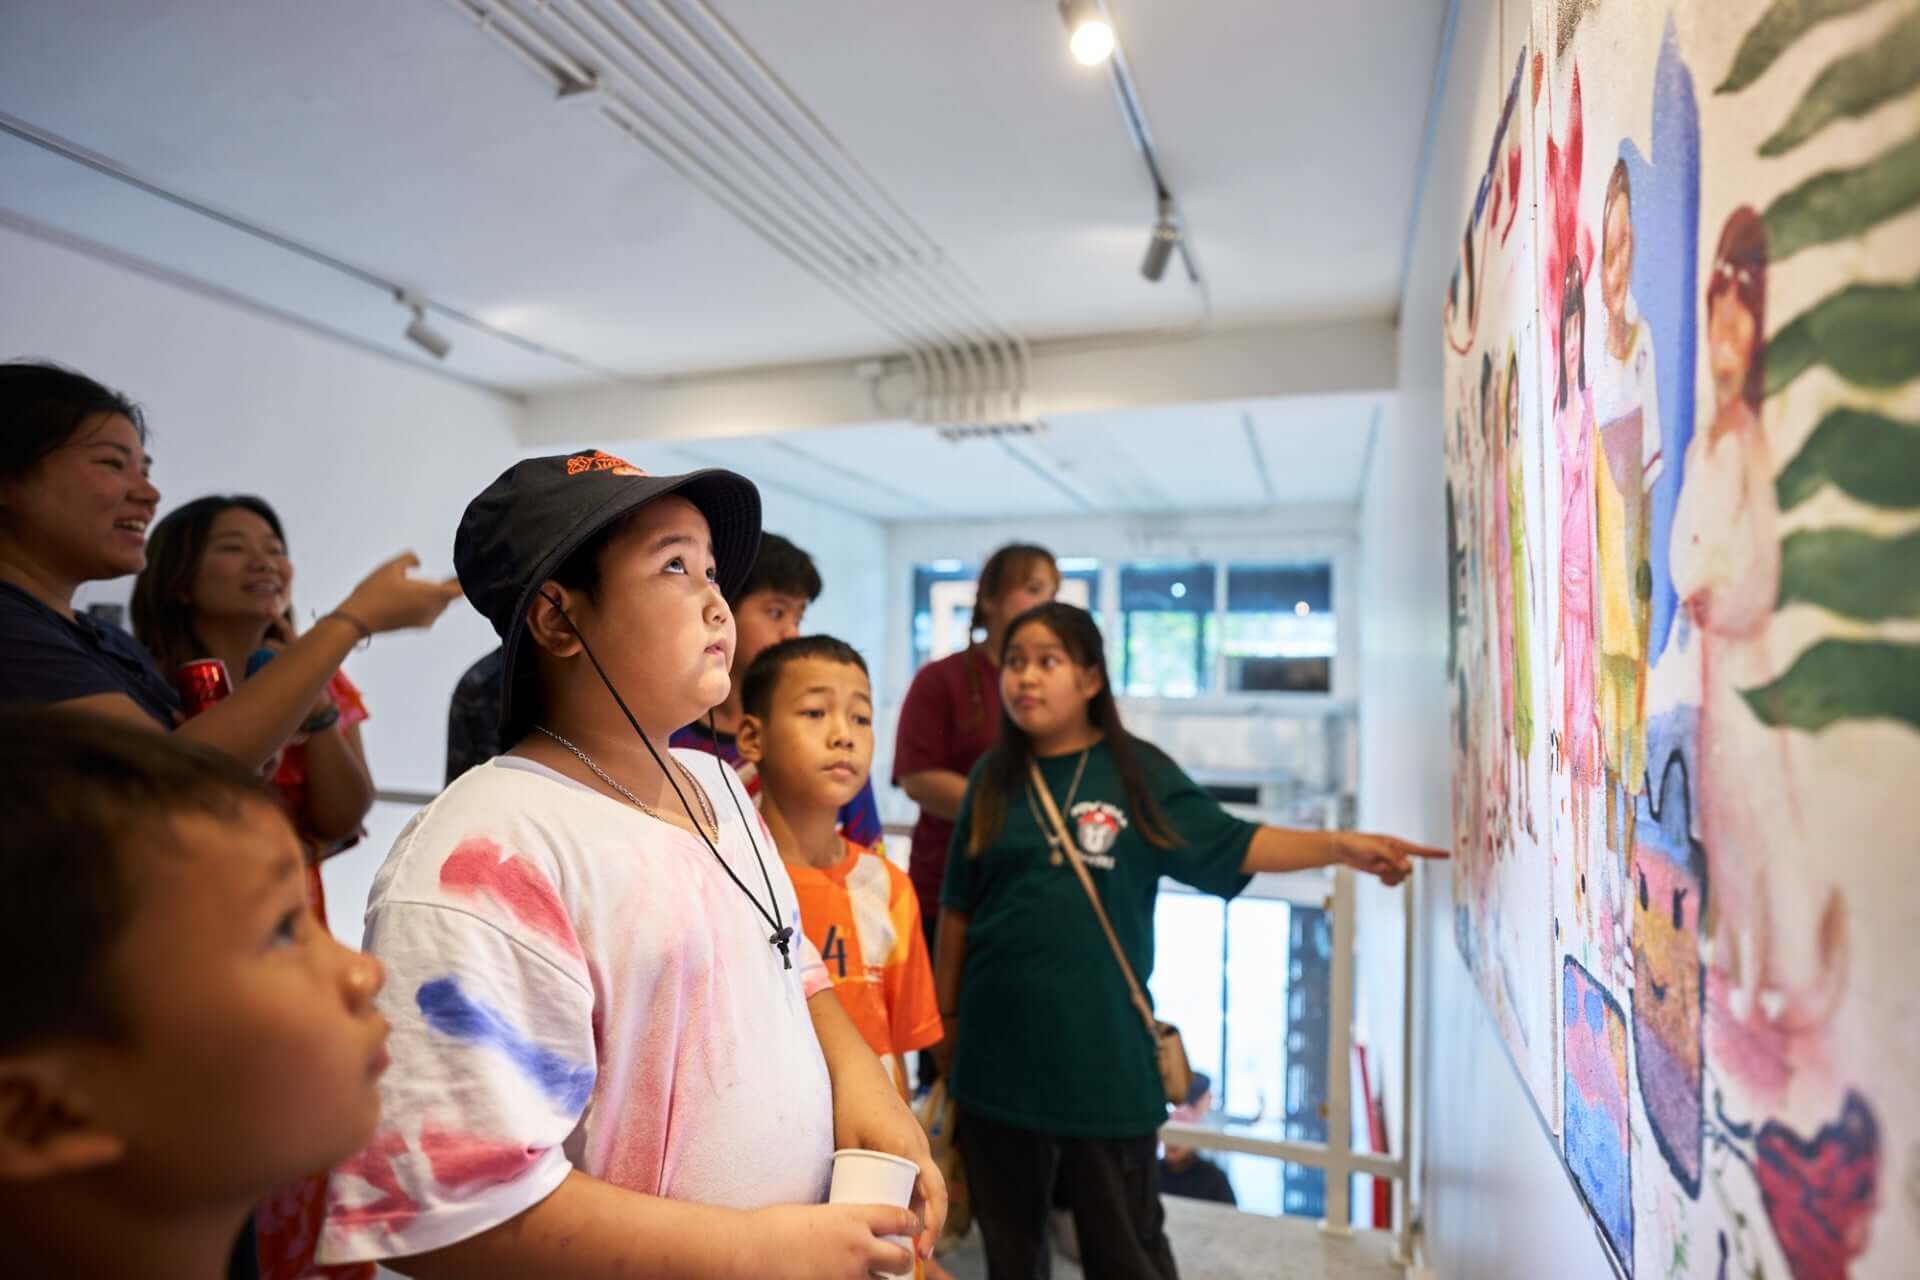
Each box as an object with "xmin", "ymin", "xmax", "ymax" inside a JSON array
[{"xmin": 1026, "ymin": 757, "xmax": 1160, "ymax": 1041}]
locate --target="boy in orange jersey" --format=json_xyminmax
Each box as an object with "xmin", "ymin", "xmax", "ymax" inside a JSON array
[{"xmin": 738, "ymin": 636, "xmax": 942, "ymax": 1096}]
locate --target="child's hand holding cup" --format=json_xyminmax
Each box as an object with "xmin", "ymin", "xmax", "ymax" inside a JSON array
[{"xmin": 829, "ymin": 1148, "xmax": 921, "ymax": 1277}]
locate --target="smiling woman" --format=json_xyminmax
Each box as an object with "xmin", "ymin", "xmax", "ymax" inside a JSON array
[
  {"xmin": 131, "ymin": 493, "xmax": 377, "ymax": 883},
  {"xmin": 0, "ymin": 360, "xmax": 463, "ymax": 770}
]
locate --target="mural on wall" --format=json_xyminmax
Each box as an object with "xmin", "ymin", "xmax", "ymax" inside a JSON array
[
  {"xmin": 1445, "ymin": 1, "xmax": 1919, "ymax": 1276},
  {"xmin": 1447, "ymin": 33, "xmax": 1562, "ymax": 1121}
]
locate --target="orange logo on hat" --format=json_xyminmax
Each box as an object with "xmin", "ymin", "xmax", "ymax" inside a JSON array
[{"xmin": 566, "ymin": 451, "xmax": 647, "ymax": 478}]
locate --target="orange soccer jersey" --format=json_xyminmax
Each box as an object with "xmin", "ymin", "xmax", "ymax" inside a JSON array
[{"xmin": 788, "ymin": 839, "xmax": 943, "ymax": 1091}]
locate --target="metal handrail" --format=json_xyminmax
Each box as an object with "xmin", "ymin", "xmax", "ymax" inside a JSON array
[{"xmin": 1154, "ymin": 866, "xmax": 1416, "ymax": 1263}]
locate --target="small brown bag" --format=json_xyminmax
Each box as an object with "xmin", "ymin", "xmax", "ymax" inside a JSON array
[{"xmin": 1027, "ymin": 759, "xmax": 1194, "ymax": 1107}]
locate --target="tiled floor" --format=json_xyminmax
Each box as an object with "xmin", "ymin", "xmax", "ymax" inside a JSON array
[{"xmin": 937, "ymin": 1196, "xmax": 1403, "ymax": 1280}]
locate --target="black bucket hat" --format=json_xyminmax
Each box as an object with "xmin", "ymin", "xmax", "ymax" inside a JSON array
[{"xmin": 454, "ymin": 449, "xmax": 761, "ymax": 739}]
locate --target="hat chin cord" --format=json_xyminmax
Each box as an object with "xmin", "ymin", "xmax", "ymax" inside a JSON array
[{"xmin": 537, "ymin": 591, "xmax": 796, "ymax": 966}]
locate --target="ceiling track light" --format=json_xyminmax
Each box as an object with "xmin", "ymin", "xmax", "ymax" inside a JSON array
[
  {"xmin": 1142, "ymin": 196, "xmax": 1179, "ymax": 283},
  {"xmin": 397, "ymin": 290, "xmax": 453, "ymax": 360},
  {"xmin": 1055, "ymin": 1, "xmax": 1209, "ymax": 312},
  {"xmin": 1058, "ymin": 0, "xmax": 1116, "ymax": 66}
]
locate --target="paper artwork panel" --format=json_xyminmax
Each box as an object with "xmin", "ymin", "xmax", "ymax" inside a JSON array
[{"xmin": 1444, "ymin": 2, "xmax": 1919, "ymax": 1275}]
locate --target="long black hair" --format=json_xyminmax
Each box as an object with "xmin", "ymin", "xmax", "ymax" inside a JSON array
[
  {"xmin": 131, "ymin": 495, "xmax": 288, "ymax": 674},
  {"xmin": 968, "ymin": 602, "xmax": 1178, "ymax": 854}
]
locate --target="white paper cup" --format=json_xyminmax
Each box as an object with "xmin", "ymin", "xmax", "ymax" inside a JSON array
[{"xmin": 828, "ymin": 1147, "xmax": 919, "ymax": 1276}]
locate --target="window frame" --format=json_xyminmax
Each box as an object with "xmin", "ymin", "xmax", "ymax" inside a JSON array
[{"xmin": 1099, "ymin": 545, "xmax": 1353, "ymax": 707}]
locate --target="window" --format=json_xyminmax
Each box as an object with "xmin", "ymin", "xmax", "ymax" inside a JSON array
[
  {"xmin": 1150, "ymin": 891, "xmax": 1332, "ymax": 1219},
  {"xmin": 910, "ymin": 562, "xmax": 977, "ymax": 671},
  {"xmin": 910, "ymin": 559, "xmax": 1101, "ymax": 672},
  {"xmin": 916, "ymin": 555, "xmax": 1337, "ymax": 692},
  {"xmin": 1119, "ymin": 562, "xmax": 1216, "ymax": 696},
  {"xmin": 1114, "ymin": 559, "xmax": 1336, "ymax": 698},
  {"xmin": 1222, "ymin": 563, "xmax": 1336, "ymax": 694}
]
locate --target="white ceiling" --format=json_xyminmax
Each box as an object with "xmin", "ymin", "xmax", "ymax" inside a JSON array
[
  {"xmin": 0, "ymin": 1, "xmax": 1446, "ymax": 391},
  {"xmin": 578, "ymin": 393, "xmax": 1381, "ymax": 521}
]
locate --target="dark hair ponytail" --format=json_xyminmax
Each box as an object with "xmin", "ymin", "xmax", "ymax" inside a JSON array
[
  {"xmin": 968, "ymin": 602, "xmax": 1179, "ymax": 855},
  {"xmin": 968, "ymin": 543, "xmax": 1057, "ymax": 639}
]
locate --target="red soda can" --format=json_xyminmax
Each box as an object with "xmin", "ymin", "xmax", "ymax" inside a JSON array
[{"xmin": 175, "ymin": 658, "xmax": 234, "ymax": 718}]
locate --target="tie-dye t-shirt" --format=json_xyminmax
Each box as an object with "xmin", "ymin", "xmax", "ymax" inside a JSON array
[{"xmin": 316, "ymin": 753, "xmax": 836, "ymax": 1265}]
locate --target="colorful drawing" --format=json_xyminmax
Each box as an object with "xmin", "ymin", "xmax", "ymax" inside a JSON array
[
  {"xmin": 1444, "ymin": 49, "xmax": 1530, "ymax": 359},
  {"xmin": 1445, "ymin": 21, "xmax": 1562, "ymax": 1120},
  {"xmin": 1554, "ymin": 246, "xmax": 1602, "ymax": 939},
  {"xmin": 1504, "ymin": 342, "xmax": 1539, "ymax": 842},
  {"xmin": 1619, "ymin": 20, "xmax": 1700, "ymax": 671},
  {"xmin": 1755, "ymin": 1094, "xmax": 1882, "ymax": 1280},
  {"xmin": 1565, "ymin": 956, "xmax": 1634, "ymax": 1273},
  {"xmin": 1592, "ymin": 156, "xmax": 1663, "ymax": 855},
  {"xmin": 1632, "ymin": 753, "xmax": 1707, "ymax": 1198},
  {"xmin": 1672, "ymin": 206, "xmax": 1840, "ymax": 1038},
  {"xmin": 1447, "ymin": 1, "xmax": 1918, "ymax": 1275}
]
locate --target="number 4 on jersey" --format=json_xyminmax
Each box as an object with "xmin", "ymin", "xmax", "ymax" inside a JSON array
[{"xmin": 821, "ymin": 925, "xmax": 849, "ymax": 978}]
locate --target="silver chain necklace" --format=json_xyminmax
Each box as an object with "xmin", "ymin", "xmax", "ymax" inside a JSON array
[
  {"xmin": 1035, "ymin": 746, "xmax": 1092, "ymax": 865},
  {"xmin": 537, "ymin": 726, "xmax": 717, "ymax": 839}
]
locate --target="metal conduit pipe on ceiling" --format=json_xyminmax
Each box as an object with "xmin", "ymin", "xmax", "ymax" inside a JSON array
[
  {"xmin": 557, "ymin": 0, "xmax": 882, "ymax": 276},
  {"xmin": 440, "ymin": 0, "xmax": 567, "ymax": 88},
  {"xmin": 613, "ymin": 0, "xmax": 1027, "ymax": 421},
  {"xmin": 459, "ymin": 0, "xmax": 956, "ymax": 414},
  {"xmin": 449, "ymin": 0, "xmax": 1031, "ymax": 426},
  {"xmin": 592, "ymin": 92, "xmax": 948, "ymax": 394},
  {"xmin": 634, "ymin": 0, "xmax": 1027, "ymax": 414},
  {"xmin": 511, "ymin": 0, "xmax": 998, "ymax": 423}
]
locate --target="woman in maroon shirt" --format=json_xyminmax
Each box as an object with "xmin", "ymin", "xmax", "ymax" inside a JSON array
[{"xmin": 894, "ymin": 544, "xmax": 1060, "ymax": 942}]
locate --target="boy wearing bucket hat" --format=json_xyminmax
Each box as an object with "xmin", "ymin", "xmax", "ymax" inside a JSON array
[{"xmin": 318, "ymin": 450, "xmax": 941, "ymax": 1278}]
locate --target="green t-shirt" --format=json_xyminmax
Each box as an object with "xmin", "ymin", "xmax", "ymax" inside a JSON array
[{"xmin": 940, "ymin": 738, "xmax": 1255, "ymax": 1137}]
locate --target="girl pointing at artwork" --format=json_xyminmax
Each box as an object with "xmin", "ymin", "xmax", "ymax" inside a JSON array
[{"xmin": 932, "ymin": 603, "xmax": 1442, "ymax": 1280}]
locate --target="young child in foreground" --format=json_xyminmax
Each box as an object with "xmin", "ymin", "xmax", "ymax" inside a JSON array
[
  {"xmin": 736, "ymin": 636, "xmax": 944, "ymax": 1097},
  {"xmin": 0, "ymin": 708, "xmax": 389, "ymax": 1280},
  {"xmin": 317, "ymin": 451, "xmax": 941, "ymax": 1279}
]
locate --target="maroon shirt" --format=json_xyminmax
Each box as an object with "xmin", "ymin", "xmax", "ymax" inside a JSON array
[{"xmin": 893, "ymin": 645, "xmax": 1002, "ymax": 921}]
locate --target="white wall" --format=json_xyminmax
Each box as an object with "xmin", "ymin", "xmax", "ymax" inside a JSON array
[
  {"xmin": 1355, "ymin": 2, "xmax": 1617, "ymax": 1276},
  {"xmin": 0, "ymin": 219, "xmax": 523, "ymax": 791},
  {"xmin": 0, "ymin": 219, "xmax": 527, "ymax": 944}
]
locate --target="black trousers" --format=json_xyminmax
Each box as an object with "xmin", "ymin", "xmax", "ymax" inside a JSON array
[{"xmin": 957, "ymin": 1109, "xmax": 1179, "ymax": 1280}]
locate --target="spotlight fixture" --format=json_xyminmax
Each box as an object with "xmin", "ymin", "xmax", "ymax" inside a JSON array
[
  {"xmin": 1058, "ymin": 0, "xmax": 1115, "ymax": 65},
  {"xmin": 397, "ymin": 291, "xmax": 452, "ymax": 360},
  {"xmin": 1141, "ymin": 197, "xmax": 1179, "ymax": 283}
]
